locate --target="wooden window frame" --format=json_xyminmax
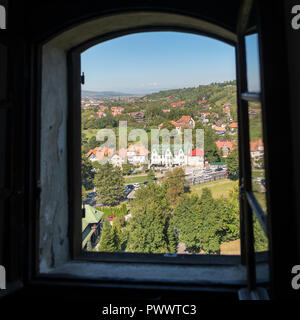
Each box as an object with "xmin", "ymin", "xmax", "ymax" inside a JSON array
[{"xmin": 66, "ymin": 7, "xmax": 269, "ymax": 284}]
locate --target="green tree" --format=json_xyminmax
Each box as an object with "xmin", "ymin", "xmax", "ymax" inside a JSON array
[
  {"xmin": 94, "ymin": 162, "xmax": 125, "ymax": 206},
  {"xmin": 173, "ymin": 189, "xmax": 224, "ymax": 254},
  {"xmin": 173, "ymin": 195, "xmax": 203, "ymax": 252},
  {"xmin": 204, "ymin": 128, "xmax": 222, "ymax": 163},
  {"xmin": 163, "ymin": 167, "xmax": 189, "ymax": 208},
  {"xmin": 81, "ymin": 152, "xmax": 94, "ymax": 190},
  {"xmin": 122, "ymin": 163, "xmax": 132, "ymax": 176},
  {"xmin": 253, "ymin": 215, "xmax": 268, "ymax": 252},
  {"xmin": 167, "ymin": 219, "xmax": 178, "ymax": 253},
  {"xmin": 217, "ymin": 183, "xmax": 240, "ymax": 243},
  {"xmin": 98, "ymin": 220, "xmax": 117, "ymax": 252},
  {"xmin": 88, "ymin": 136, "xmax": 99, "ymax": 150},
  {"xmin": 126, "ymin": 183, "xmax": 171, "ymax": 253},
  {"xmin": 226, "ymin": 147, "xmax": 239, "ymax": 179},
  {"xmin": 111, "ymin": 223, "xmax": 122, "ymax": 251}
]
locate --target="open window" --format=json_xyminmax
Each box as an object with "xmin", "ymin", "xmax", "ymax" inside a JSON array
[
  {"xmin": 79, "ymin": 32, "xmax": 241, "ymax": 261},
  {"xmin": 34, "ymin": 1, "xmax": 273, "ymax": 298}
]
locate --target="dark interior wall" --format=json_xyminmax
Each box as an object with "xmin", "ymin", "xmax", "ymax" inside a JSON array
[
  {"xmin": 1, "ymin": 0, "xmax": 299, "ymax": 303},
  {"xmin": 22, "ymin": 0, "xmax": 241, "ymax": 43}
]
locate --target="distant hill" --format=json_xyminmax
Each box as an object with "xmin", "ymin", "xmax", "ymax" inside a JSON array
[
  {"xmin": 143, "ymin": 81, "xmax": 237, "ymax": 102},
  {"xmin": 82, "ymin": 90, "xmax": 139, "ymax": 98}
]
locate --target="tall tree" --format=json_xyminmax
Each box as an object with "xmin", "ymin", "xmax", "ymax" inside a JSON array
[
  {"xmin": 126, "ymin": 183, "xmax": 171, "ymax": 253},
  {"xmin": 217, "ymin": 183, "xmax": 240, "ymax": 243},
  {"xmin": 173, "ymin": 189, "xmax": 227, "ymax": 254},
  {"xmin": 94, "ymin": 162, "xmax": 125, "ymax": 206},
  {"xmin": 226, "ymin": 147, "xmax": 239, "ymax": 179},
  {"xmin": 81, "ymin": 152, "xmax": 94, "ymax": 190},
  {"xmin": 98, "ymin": 220, "xmax": 117, "ymax": 252},
  {"xmin": 163, "ymin": 167, "xmax": 189, "ymax": 208},
  {"xmin": 204, "ymin": 128, "xmax": 222, "ymax": 163}
]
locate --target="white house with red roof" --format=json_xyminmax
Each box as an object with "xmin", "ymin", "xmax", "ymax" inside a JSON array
[
  {"xmin": 126, "ymin": 144, "xmax": 150, "ymax": 165},
  {"xmin": 158, "ymin": 116, "xmax": 195, "ymax": 134},
  {"xmin": 187, "ymin": 148, "xmax": 204, "ymax": 167},
  {"xmin": 250, "ymin": 139, "xmax": 264, "ymax": 160},
  {"xmin": 216, "ymin": 140, "xmax": 234, "ymax": 157},
  {"xmin": 176, "ymin": 115, "xmax": 195, "ymax": 129}
]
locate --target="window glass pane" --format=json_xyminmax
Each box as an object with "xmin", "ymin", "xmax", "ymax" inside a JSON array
[
  {"xmin": 248, "ymin": 102, "xmax": 266, "ymax": 213},
  {"xmin": 245, "ymin": 34, "xmax": 261, "ymax": 93}
]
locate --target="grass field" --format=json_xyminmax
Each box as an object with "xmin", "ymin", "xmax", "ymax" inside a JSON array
[
  {"xmin": 124, "ymin": 175, "xmax": 151, "ymax": 184},
  {"xmin": 220, "ymin": 239, "xmax": 241, "ymax": 255},
  {"xmin": 190, "ymin": 179, "xmax": 237, "ymax": 199},
  {"xmin": 252, "ymin": 169, "xmax": 265, "ymax": 178}
]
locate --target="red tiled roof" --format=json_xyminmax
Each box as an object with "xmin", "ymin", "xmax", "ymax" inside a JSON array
[
  {"xmin": 216, "ymin": 141, "xmax": 234, "ymax": 150},
  {"xmin": 188, "ymin": 148, "xmax": 204, "ymax": 156},
  {"xmin": 86, "ymin": 147, "xmax": 98, "ymax": 158},
  {"xmin": 171, "ymin": 101, "xmax": 185, "ymax": 106},
  {"xmin": 158, "ymin": 120, "xmax": 181, "ymax": 129},
  {"xmin": 177, "ymin": 115, "xmax": 192, "ymax": 124},
  {"xmin": 250, "ymin": 139, "xmax": 263, "ymax": 152}
]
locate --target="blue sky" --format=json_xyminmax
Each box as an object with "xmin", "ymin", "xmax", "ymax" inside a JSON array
[
  {"xmin": 245, "ymin": 33, "xmax": 261, "ymax": 92},
  {"xmin": 81, "ymin": 31, "xmax": 237, "ymax": 94}
]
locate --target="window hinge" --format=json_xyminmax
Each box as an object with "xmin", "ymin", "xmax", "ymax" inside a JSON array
[
  {"xmin": 0, "ymin": 188, "xmax": 24, "ymax": 199},
  {"xmin": 80, "ymin": 72, "xmax": 85, "ymax": 85}
]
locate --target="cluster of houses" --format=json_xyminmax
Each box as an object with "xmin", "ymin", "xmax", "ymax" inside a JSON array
[
  {"xmin": 250, "ymin": 139, "xmax": 264, "ymax": 165},
  {"xmin": 88, "ymin": 105, "xmax": 125, "ymax": 118},
  {"xmin": 215, "ymin": 138, "xmax": 264, "ymax": 164},
  {"xmin": 158, "ymin": 115, "xmax": 195, "ymax": 133},
  {"xmin": 87, "ymin": 144, "xmax": 150, "ymax": 167},
  {"xmin": 216, "ymin": 140, "xmax": 235, "ymax": 157},
  {"xmin": 151, "ymin": 145, "xmax": 204, "ymax": 168},
  {"xmin": 84, "ymin": 100, "xmax": 264, "ymax": 169},
  {"xmin": 86, "ymin": 142, "xmax": 205, "ymax": 169}
]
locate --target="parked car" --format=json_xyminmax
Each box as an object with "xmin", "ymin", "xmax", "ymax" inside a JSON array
[
  {"xmin": 87, "ymin": 192, "xmax": 97, "ymax": 198},
  {"xmin": 107, "ymin": 215, "xmax": 115, "ymax": 221}
]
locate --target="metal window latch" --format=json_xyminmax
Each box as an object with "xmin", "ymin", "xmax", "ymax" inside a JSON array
[{"xmin": 80, "ymin": 72, "xmax": 85, "ymax": 85}]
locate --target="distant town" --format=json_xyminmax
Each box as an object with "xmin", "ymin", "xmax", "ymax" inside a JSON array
[{"xmin": 81, "ymin": 81, "xmax": 267, "ymax": 255}]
